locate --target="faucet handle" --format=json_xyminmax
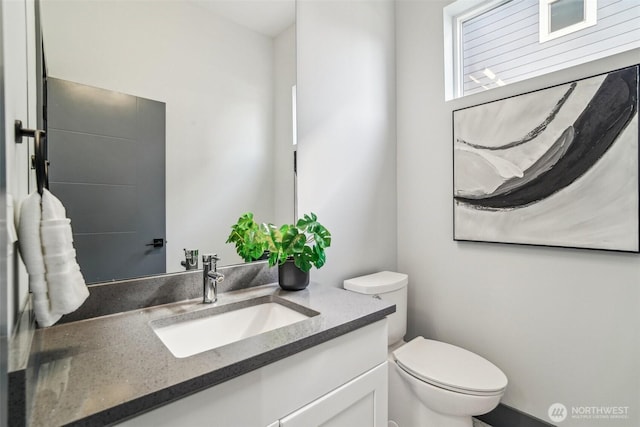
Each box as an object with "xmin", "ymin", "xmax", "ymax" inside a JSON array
[
  {"xmin": 207, "ymin": 271, "xmax": 225, "ymax": 283},
  {"xmin": 202, "ymin": 254, "xmax": 220, "ymax": 266}
]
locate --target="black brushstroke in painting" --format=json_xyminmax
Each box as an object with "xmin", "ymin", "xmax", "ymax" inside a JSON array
[
  {"xmin": 457, "ymin": 82, "xmax": 577, "ymax": 151},
  {"xmin": 455, "ymin": 66, "xmax": 638, "ymax": 210}
]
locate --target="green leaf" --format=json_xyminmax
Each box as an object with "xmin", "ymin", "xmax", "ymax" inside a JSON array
[
  {"xmin": 312, "ymin": 227, "xmax": 331, "ymax": 249},
  {"xmin": 293, "ymin": 246, "xmax": 314, "ymax": 272},
  {"xmin": 295, "ymin": 212, "xmax": 317, "ymax": 231},
  {"xmin": 282, "ymin": 227, "xmax": 306, "ymax": 255},
  {"xmin": 312, "ymin": 244, "xmax": 326, "ymax": 269},
  {"xmin": 267, "ymin": 250, "xmax": 280, "ymax": 268}
]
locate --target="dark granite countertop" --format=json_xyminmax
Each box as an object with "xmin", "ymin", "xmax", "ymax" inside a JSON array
[{"xmin": 30, "ymin": 282, "xmax": 395, "ymax": 426}]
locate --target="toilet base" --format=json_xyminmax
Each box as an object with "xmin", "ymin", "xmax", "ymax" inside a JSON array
[
  {"xmin": 388, "ymin": 361, "xmax": 472, "ymax": 427},
  {"xmin": 388, "ymin": 357, "xmax": 500, "ymax": 427}
]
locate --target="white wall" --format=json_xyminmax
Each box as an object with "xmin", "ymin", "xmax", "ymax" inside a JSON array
[
  {"xmin": 396, "ymin": 1, "xmax": 640, "ymax": 425},
  {"xmin": 40, "ymin": 0, "xmax": 278, "ymax": 271},
  {"xmin": 274, "ymin": 24, "xmax": 296, "ymax": 226},
  {"xmin": 297, "ymin": 0, "xmax": 397, "ymax": 287}
]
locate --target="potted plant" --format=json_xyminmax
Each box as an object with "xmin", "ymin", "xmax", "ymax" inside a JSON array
[{"xmin": 226, "ymin": 212, "xmax": 331, "ymax": 290}]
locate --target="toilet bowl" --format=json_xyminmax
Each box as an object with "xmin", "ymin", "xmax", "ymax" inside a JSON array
[
  {"xmin": 344, "ymin": 272, "xmax": 508, "ymax": 427},
  {"xmin": 389, "ymin": 336, "xmax": 507, "ymax": 426}
]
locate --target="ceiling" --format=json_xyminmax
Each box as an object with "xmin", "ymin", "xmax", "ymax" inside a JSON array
[{"xmin": 190, "ymin": 0, "xmax": 295, "ymax": 37}]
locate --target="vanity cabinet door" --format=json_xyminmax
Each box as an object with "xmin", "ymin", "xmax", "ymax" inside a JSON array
[{"xmin": 280, "ymin": 362, "xmax": 387, "ymax": 427}]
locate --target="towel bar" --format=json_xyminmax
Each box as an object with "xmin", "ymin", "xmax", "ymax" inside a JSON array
[{"xmin": 15, "ymin": 120, "xmax": 48, "ymax": 195}]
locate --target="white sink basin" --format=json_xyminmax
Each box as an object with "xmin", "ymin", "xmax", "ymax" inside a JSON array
[{"xmin": 151, "ymin": 296, "xmax": 317, "ymax": 358}]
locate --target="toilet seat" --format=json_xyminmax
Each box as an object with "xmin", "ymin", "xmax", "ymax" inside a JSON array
[{"xmin": 393, "ymin": 337, "xmax": 508, "ymax": 397}]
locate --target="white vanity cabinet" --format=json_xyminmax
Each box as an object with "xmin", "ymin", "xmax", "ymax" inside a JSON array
[
  {"xmin": 278, "ymin": 362, "xmax": 387, "ymax": 427},
  {"xmin": 119, "ymin": 319, "xmax": 388, "ymax": 427}
]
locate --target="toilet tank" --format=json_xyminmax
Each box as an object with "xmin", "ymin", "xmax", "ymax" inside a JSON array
[{"xmin": 343, "ymin": 271, "xmax": 408, "ymax": 347}]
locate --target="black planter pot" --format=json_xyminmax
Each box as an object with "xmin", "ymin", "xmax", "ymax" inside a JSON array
[{"xmin": 278, "ymin": 259, "xmax": 310, "ymax": 291}]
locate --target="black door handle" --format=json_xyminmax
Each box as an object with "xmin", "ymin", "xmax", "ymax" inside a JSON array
[{"xmin": 146, "ymin": 238, "xmax": 165, "ymax": 248}]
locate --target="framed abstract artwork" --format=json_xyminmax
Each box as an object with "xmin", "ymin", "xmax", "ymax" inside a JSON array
[{"xmin": 453, "ymin": 65, "xmax": 639, "ymax": 252}]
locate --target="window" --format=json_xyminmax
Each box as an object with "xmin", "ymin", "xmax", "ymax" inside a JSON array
[
  {"xmin": 444, "ymin": 0, "xmax": 640, "ymax": 99},
  {"xmin": 539, "ymin": 0, "xmax": 597, "ymax": 42}
]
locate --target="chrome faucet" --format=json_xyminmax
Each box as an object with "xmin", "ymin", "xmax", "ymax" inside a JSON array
[
  {"xmin": 181, "ymin": 248, "xmax": 199, "ymax": 270},
  {"xmin": 202, "ymin": 254, "xmax": 224, "ymax": 303}
]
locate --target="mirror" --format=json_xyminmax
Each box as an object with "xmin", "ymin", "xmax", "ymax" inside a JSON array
[{"xmin": 39, "ymin": 0, "xmax": 297, "ymax": 283}]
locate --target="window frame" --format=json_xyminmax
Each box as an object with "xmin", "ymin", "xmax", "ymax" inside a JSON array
[
  {"xmin": 539, "ymin": 0, "xmax": 597, "ymax": 43},
  {"xmin": 444, "ymin": 0, "xmax": 510, "ymax": 100},
  {"xmin": 444, "ymin": 0, "xmax": 639, "ymax": 100}
]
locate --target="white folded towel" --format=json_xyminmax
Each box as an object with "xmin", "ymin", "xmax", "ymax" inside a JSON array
[
  {"xmin": 47, "ymin": 268, "xmax": 88, "ymax": 315},
  {"xmin": 17, "ymin": 189, "xmax": 89, "ymax": 327},
  {"xmin": 40, "ymin": 223, "xmax": 74, "ymax": 254},
  {"xmin": 41, "ymin": 190, "xmax": 89, "ymax": 316},
  {"xmin": 41, "ymin": 188, "xmax": 66, "ymax": 219},
  {"xmin": 43, "ymin": 249, "xmax": 77, "ymax": 274},
  {"xmin": 18, "ymin": 192, "xmax": 61, "ymax": 327}
]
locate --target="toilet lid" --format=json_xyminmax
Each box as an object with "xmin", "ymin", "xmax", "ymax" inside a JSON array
[{"xmin": 393, "ymin": 337, "xmax": 508, "ymax": 396}]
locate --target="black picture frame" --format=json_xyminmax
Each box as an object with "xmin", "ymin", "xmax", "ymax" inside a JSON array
[{"xmin": 452, "ymin": 65, "xmax": 640, "ymax": 253}]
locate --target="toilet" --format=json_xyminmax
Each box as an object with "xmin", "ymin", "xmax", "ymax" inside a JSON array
[{"xmin": 344, "ymin": 271, "xmax": 507, "ymax": 427}]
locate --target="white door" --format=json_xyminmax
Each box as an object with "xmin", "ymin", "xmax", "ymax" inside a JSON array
[
  {"xmin": 1, "ymin": 0, "xmax": 36, "ymax": 424},
  {"xmin": 280, "ymin": 362, "xmax": 388, "ymax": 427},
  {"xmin": 2, "ymin": 0, "xmax": 36, "ymax": 337}
]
